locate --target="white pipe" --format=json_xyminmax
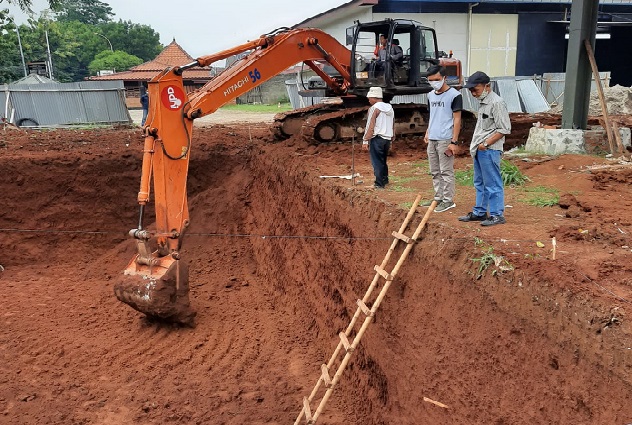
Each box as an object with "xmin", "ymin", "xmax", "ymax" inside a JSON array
[
  {"xmin": 466, "ymin": 2, "xmax": 479, "ymax": 77},
  {"xmin": 45, "ymin": 30, "xmax": 54, "ymax": 80}
]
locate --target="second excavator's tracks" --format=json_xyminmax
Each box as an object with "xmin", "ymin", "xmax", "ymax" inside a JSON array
[
  {"xmin": 300, "ymin": 106, "xmax": 369, "ymax": 143},
  {"xmin": 271, "ymin": 102, "xmax": 476, "ymax": 144},
  {"xmin": 271, "ymin": 104, "xmax": 342, "ymax": 140}
]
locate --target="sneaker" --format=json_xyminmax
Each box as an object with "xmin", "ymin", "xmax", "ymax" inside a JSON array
[
  {"xmin": 373, "ymin": 185, "xmax": 385, "ymax": 190},
  {"xmin": 420, "ymin": 199, "xmax": 440, "ymax": 207},
  {"xmin": 481, "ymin": 215, "xmax": 506, "ymax": 226},
  {"xmin": 434, "ymin": 201, "xmax": 456, "ymax": 213},
  {"xmin": 458, "ymin": 212, "xmax": 489, "ymax": 222}
]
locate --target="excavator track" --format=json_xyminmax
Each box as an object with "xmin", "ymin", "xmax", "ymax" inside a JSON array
[
  {"xmin": 300, "ymin": 106, "xmax": 369, "ymax": 143},
  {"xmin": 271, "ymin": 104, "xmax": 342, "ymax": 139},
  {"xmin": 273, "ymin": 103, "xmax": 431, "ymax": 144},
  {"xmin": 273, "ymin": 103, "xmax": 476, "ymax": 144}
]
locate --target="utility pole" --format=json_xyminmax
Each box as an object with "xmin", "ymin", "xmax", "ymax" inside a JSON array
[
  {"xmin": 561, "ymin": 0, "xmax": 599, "ymax": 129},
  {"xmin": 95, "ymin": 33, "xmax": 114, "ymax": 52},
  {"xmin": 45, "ymin": 30, "xmax": 54, "ymax": 80},
  {"xmin": 14, "ymin": 22, "xmax": 28, "ymax": 78}
]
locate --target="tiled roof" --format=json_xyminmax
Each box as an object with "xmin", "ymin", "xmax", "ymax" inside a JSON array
[{"xmin": 88, "ymin": 39, "xmax": 213, "ymax": 82}]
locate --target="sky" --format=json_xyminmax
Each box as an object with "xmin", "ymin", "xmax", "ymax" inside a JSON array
[{"xmin": 8, "ymin": 0, "xmax": 349, "ymax": 58}]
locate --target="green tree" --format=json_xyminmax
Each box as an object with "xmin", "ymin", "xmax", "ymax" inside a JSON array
[
  {"xmin": 88, "ymin": 50, "xmax": 142, "ymax": 75},
  {"xmin": 0, "ymin": 10, "xmax": 23, "ymax": 82},
  {"xmin": 55, "ymin": 0, "xmax": 113, "ymax": 25},
  {"xmin": 98, "ymin": 20, "xmax": 162, "ymax": 62},
  {"xmin": 0, "ymin": 7, "xmax": 162, "ymax": 83},
  {"xmin": 0, "ymin": 0, "xmax": 61, "ymax": 13}
]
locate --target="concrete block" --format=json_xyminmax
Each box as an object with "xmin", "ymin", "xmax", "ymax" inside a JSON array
[
  {"xmin": 584, "ymin": 126, "xmax": 631, "ymax": 155},
  {"xmin": 525, "ymin": 128, "xmax": 586, "ymax": 155}
]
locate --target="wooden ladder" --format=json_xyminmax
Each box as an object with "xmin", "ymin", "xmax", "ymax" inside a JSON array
[{"xmin": 294, "ymin": 195, "xmax": 437, "ymax": 425}]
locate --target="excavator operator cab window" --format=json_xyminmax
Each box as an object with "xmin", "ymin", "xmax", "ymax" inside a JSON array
[
  {"xmin": 419, "ymin": 28, "xmax": 438, "ymax": 76},
  {"xmin": 351, "ymin": 23, "xmax": 415, "ymax": 89},
  {"xmin": 352, "ymin": 27, "xmax": 388, "ymax": 87},
  {"xmin": 346, "ymin": 26, "xmax": 355, "ymax": 45}
]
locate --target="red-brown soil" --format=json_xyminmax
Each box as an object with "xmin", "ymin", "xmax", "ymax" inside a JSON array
[{"xmin": 0, "ymin": 120, "xmax": 631, "ymax": 424}]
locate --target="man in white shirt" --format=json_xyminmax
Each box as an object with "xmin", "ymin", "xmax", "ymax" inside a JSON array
[{"xmin": 362, "ymin": 87, "xmax": 395, "ymax": 189}]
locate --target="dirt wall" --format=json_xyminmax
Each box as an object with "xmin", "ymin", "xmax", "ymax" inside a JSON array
[{"xmin": 0, "ymin": 127, "xmax": 631, "ymax": 424}]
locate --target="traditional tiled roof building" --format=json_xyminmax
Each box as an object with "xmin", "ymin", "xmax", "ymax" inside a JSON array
[{"xmin": 88, "ymin": 39, "xmax": 215, "ymax": 107}]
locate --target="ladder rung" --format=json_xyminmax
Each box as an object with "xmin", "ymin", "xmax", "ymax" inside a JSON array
[
  {"xmin": 374, "ymin": 265, "xmax": 393, "ymax": 281},
  {"xmin": 392, "ymin": 231, "xmax": 414, "ymax": 244},
  {"xmin": 320, "ymin": 364, "xmax": 332, "ymax": 388},
  {"xmin": 303, "ymin": 397, "xmax": 313, "ymax": 422},
  {"xmin": 339, "ymin": 332, "xmax": 353, "ymax": 352},
  {"xmin": 356, "ymin": 299, "xmax": 373, "ymax": 317}
]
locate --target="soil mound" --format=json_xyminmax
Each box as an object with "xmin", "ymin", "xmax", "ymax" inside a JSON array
[{"xmin": 550, "ymin": 84, "xmax": 632, "ymax": 115}]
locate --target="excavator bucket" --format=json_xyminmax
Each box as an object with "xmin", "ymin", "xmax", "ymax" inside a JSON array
[{"xmin": 114, "ymin": 249, "xmax": 196, "ymax": 326}]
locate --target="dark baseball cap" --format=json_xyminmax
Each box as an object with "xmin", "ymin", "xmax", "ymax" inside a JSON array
[{"xmin": 464, "ymin": 71, "xmax": 490, "ymax": 89}]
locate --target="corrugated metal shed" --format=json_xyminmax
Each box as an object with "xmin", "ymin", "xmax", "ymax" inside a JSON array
[
  {"xmin": 496, "ymin": 79, "xmax": 523, "ymax": 113},
  {"xmin": 517, "ymin": 79, "xmax": 551, "ymax": 113},
  {"xmin": 392, "ymin": 93, "xmax": 427, "ymax": 105},
  {"xmin": 284, "ymin": 75, "xmax": 552, "ymax": 114},
  {"xmin": 1, "ymin": 80, "xmax": 131, "ymax": 127},
  {"xmin": 461, "ymin": 88, "xmax": 480, "ymax": 113},
  {"xmin": 285, "ymin": 80, "xmax": 325, "ymax": 108},
  {"xmin": 541, "ymin": 72, "xmax": 610, "ymax": 107}
]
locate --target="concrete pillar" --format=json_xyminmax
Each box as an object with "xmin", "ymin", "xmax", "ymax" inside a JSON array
[{"xmin": 561, "ymin": 0, "xmax": 599, "ymax": 130}]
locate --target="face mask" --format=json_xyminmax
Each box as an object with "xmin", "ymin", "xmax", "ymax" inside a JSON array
[
  {"xmin": 477, "ymin": 85, "xmax": 490, "ymax": 100},
  {"xmin": 429, "ymin": 78, "xmax": 444, "ymax": 91}
]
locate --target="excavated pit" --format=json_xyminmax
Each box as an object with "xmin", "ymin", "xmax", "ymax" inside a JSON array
[{"xmin": 0, "ymin": 126, "xmax": 631, "ymax": 424}]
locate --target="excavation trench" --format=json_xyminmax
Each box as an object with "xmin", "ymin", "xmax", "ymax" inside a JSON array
[{"xmin": 0, "ymin": 129, "xmax": 631, "ymax": 424}]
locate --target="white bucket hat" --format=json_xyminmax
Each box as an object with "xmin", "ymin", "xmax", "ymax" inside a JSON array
[{"xmin": 367, "ymin": 86, "xmax": 383, "ymax": 99}]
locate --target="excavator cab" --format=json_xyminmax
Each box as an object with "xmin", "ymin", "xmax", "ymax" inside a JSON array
[{"xmin": 347, "ymin": 19, "xmax": 439, "ymax": 98}]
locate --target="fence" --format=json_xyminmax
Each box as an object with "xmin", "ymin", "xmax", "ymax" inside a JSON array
[
  {"xmin": 285, "ymin": 72, "xmax": 614, "ymax": 115},
  {"xmin": 540, "ymin": 72, "xmax": 610, "ymax": 107},
  {"xmin": 1, "ymin": 80, "xmax": 131, "ymax": 127}
]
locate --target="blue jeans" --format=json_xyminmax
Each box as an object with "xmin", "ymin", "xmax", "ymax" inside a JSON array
[
  {"xmin": 141, "ymin": 108, "xmax": 148, "ymax": 126},
  {"xmin": 473, "ymin": 149, "xmax": 504, "ymax": 217},
  {"xmin": 369, "ymin": 136, "xmax": 390, "ymax": 187}
]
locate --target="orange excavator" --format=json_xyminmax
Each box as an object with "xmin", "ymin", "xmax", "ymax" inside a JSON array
[{"xmin": 114, "ymin": 19, "xmax": 464, "ymax": 324}]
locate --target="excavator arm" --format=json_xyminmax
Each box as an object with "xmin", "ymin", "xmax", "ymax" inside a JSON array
[{"xmin": 114, "ymin": 28, "xmax": 354, "ymax": 325}]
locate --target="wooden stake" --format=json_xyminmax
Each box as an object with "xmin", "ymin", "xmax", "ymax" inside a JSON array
[
  {"xmin": 423, "ymin": 396, "xmax": 449, "ymax": 409},
  {"xmin": 612, "ymin": 122, "xmax": 625, "ymax": 157},
  {"xmin": 584, "ymin": 39, "xmax": 616, "ymax": 155},
  {"xmin": 552, "ymin": 237, "xmax": 557, "ymax": 260}
]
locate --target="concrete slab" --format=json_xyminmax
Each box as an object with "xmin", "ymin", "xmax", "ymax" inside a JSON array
[
  {"xmin": 525, "ymin": 128, "xmax": 585, "ymax": 155},
  {"xmin": 525, "ymin": 126, "xmax": 631, "ymax": 155}
]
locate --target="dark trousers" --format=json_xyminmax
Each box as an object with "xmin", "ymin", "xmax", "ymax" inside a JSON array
[{"xmin": 369, "ymin": 136, "xmax": 390, "ymax": 187}]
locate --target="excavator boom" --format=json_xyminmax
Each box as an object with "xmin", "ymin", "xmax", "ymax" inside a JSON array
[
  {"xmin": 114, "ymin": 28, "xmax": 355, "ymax": 324},
  {"xmin": 115, "ymin": 19, "xmax": 463, "ymax": 324}
]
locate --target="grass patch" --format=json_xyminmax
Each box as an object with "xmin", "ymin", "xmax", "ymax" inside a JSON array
[
  {"xmin": 220, "ymin": 103, "xmax": 292, "ymax": 113},
  {"xmin": 520, "ymin": 185, "xmax": 559, "ymax": 207},
  {"xmin": 470, "ymin": 238, "xmax": 514, "ymax": 279},
  {"xmin": 390, "ymin": 185, "xmax": 416, "ymax": 193},
  {"xmin": 411, "ymin": 160, "xmax": 429, "ymax": 173},
  {"xmin": 508, "ymin": 145, "xmax": 528, "ymax": 154},
  {"xmin": 400, "ymin": 201, "xmax": 414, "ymax": 210},
  {"xmin": 455, "ymin": 168, "xmax": 474, "ymax": 186},
  {"xmin": 389, "ymin": 175, "xmax": 418, "ymax": 184},
  {"xmin": 501, "ymin": 160, "xmax": 530, "ymax": 186},
  {"xmin": 456, "ymin": 160, "xmax": 529, "ymax": 187}
]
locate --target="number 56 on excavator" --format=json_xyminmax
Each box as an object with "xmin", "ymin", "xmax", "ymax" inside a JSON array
[{"xmin": 114, "ymin": 19, "xmax": 465, "ymax": 324}]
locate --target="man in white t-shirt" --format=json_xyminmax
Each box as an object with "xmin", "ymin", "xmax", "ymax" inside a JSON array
[
  {"xmin": 423, "ymin": 64, "xmax": 463, "ymax": 212},
  {"xmin": 362, "ymin": 86, "xmax": 395, "ymax": 189}
]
